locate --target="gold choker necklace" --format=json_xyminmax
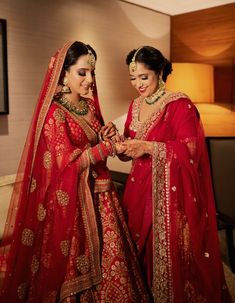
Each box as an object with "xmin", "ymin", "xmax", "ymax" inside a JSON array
[
  {"xmin": 144, "ymin": 88, "xmax": 166, "ymax": 105},
  {"xmin": 55, "ymin": 95, "xmax": 89, "ymax": 116}
]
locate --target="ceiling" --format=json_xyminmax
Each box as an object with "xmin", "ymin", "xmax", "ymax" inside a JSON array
[{"xmin": 121, "ymin": 0, "xmax": 235, "ymax": 15}]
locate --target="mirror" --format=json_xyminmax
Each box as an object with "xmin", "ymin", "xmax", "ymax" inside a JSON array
[{"xmin": 0, "ymin": 19, "xmax": 9, "ymax": 114}]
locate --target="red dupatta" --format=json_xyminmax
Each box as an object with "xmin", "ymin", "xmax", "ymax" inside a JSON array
[
  {"xmin": 0, "ymin": 41, "xmax": 103, "ymax": 302},
  {"xmin": 123, "ymin": 92, "xmax": 232, "ymax": 303}
]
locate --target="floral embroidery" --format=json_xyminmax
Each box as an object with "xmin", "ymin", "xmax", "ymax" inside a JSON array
[
  {"xmin": 30, "ymin": 177, "xmax": 37, "ymax": 193},
  {"xmin": 104, "ymin": 230, "xmax": 117, "ymax": 250},
  {"xmin": 184, "ymin": 281, "xmax": 206, "ymax": 303},
  {"xmin": 31, "ymin": 255, "xmax": 39, "ymax": 275},
  {"xmin": 60, "ymin": 240, "xmax": 70, "ymax": 257},
  {"xmin": 43, "ymin": 151, "xmax": 52, "ymax": 169},
  {"xmin": 44, "ymin": 118, "xmax": 68, "ymax": 156},
  {"xmin": 42, "ymin": 253, "xmax": 52, "ymax": 268},
  {"xmin": 152, "ymin": 142, "xmax": 173, "ymax": 302},
  {"xmin": 43, "ymin": 291, "xmax": 57, "ymax": 303},
  {"xmin": 76, "ymin": 255, "xmax": 90, "ymax": 274},
  {"xmin": 21, "ymin": 228, "xmax": 34, "ymax": 246},
  {"xmin": 56, "ymin": 190, "xmax": 70, "ymax": 206},
  {"xmin": 37, "ymin": 203, "xmax": 46, "ymax": 221},
  {"xmin": 17, "ymin": 282, "xmax": 27, "ymax": 300},
  {"xmin": 53, "ymin": 108, "xmax": 65, "ymax": 123}
]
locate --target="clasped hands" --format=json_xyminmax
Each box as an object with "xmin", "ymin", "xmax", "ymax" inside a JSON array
[{"xmin": 99, "ymin": 122, "xmax": 152, "ymax": 159}]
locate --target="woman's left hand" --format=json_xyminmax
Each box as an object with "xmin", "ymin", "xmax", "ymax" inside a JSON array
[{"xmin": 120, "ymin": 139, "xmax": 153, "ymax": 159}]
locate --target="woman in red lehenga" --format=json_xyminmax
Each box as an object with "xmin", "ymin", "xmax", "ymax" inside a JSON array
[
  {"xmin": 115, "ymin": 46, "xmax": 233, "ymax": 302},
  {"xmin": 0, "ymin": 41, "xmax": 150, "ymax": 302}
]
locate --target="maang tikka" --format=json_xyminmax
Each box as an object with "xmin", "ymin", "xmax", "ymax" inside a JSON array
[
  {"xmin": 87, "ymin": 49, "xmax": 96, "ymax": 68},
  {"xmin": 129, "ymin": 47, "xmax": 142, "ymax": 73}
]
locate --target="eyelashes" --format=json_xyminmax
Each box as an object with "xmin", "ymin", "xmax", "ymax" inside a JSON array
[
  {"xmin": 77, "ymin": 70, "xmax": 95, "ymax": 77},
  {"xmin": 78, "ymin": 71, "xmax": 86, "ymax": 76},
  {"xmin": 130, "ymin": 77, "xmax": 148, "ymax": 81}
]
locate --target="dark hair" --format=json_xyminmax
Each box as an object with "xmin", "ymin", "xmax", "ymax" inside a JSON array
[
  {"xmin": 58, "ymin": 41, "xmax": 97, "ymax": 85},
  {"xmin": 126, "ymin": 46, "xmax": 172, "ymax": 82},
  {"xmin": 63, "ymin": 41, "xmax": 97, "ymax": 71}
]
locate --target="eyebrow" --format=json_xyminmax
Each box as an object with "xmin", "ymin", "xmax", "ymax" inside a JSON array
[
  {"xmin": 77, "ymin": 67, "xmax": 95, "ymax": 71},
  {"xmin": 129, "ymin": 73, "xmax": 148, "ymax": 77}
]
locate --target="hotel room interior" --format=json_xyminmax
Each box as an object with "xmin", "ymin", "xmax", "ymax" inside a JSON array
[{"xmin": 0, "ymin": 0, "xmax": 234, "ymax": 299}]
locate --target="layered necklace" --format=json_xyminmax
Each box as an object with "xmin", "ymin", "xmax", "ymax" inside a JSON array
[
  {"xmin": 55, "ymin": 94, "xmax": 89, "ymax": 116},
  {"xmin": 144, "ymin": 87, "xmax": 166, "ymax": 105}
]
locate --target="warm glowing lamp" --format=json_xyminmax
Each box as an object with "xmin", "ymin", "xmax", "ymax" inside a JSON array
[{"xmin": 166, "ymin": 63, "xmax": 214, "ymax": 103}]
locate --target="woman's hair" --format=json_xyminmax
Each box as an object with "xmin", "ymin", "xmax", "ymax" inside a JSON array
[
  {"xmin": 63, "ymin": 41, "xmax": 97, "ymax": 71},
  {"xmin": 58, "ymin": 41, "xmax": 96, "ymax": 85},
  {"xmin": 126, "ymin": 46, "xmax": 172, "ymax": 82}
]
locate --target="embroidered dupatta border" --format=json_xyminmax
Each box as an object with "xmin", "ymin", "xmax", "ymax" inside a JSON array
[
  {"xmin": 60, "ymin": 150, "xmax": 102, "ymax": 300},
  {"xmin": 152, "ymin": 143, "xmax": 173, "ymax": 303},
  {"xmin": 133, "ymin": 93, "xmax": 188, "ymax": 302}
]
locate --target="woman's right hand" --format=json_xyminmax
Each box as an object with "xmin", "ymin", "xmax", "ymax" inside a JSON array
[{"xmin": 99, "ymin": 122, "xmax": 122, "ymax": 142}]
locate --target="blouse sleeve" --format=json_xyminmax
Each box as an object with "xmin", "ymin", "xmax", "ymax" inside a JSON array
[{"xmin": 42, "ymin": 105, "xmax": 115, "ymax": 173}]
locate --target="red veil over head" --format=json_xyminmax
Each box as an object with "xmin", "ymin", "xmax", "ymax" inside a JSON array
[{"xmin": 0, "ymin": 41, "xmax": 104, "ymax": 296}]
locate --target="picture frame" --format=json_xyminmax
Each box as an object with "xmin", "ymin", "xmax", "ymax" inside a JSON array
[{"xmin": 0, "ymin": 19, "xmax": 8, "ymax": 114}]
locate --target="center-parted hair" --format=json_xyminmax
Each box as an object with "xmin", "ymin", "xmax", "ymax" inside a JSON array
[
  {"xmin": 63, "ymin": 41, "xmax": 97, "ymax": 71},
  {"xmin": 126, "ymin": 46, "xmax": 172, "ymax": 82}
]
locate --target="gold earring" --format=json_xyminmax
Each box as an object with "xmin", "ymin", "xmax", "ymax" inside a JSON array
[
  {"xmin": 158, "ymin": 76, "xmax": 165, "ymax": 91},
  {"xmin": 61, "ymin": 77, "xmax": 71, "ymax": 93}
]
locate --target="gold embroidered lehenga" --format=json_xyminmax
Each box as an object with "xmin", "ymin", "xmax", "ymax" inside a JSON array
[{"xmin": 0, "ymin": 42, "xmax": 149, "ymax": 302}]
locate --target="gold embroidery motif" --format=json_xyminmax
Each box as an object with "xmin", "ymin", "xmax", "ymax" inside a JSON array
[
  {"xmin": 60, "ymin": 240, "xmax": 70, "ymax": 257},
  {"xmin": 76, "ymin": 255, "xmax": 90, "ymax": 274},
  {"xmin": 44, "ymin": 118, "xmax": 68, "ymax": 156},
  {"xmin": 69, "ymin": 148, "xmax": 82, "ymax": 161},
  {"xmin": 94, "ymin": 179, "xmax": 111, "ymax": 193},
  {"xmin": 184, "ymin": 281, "xmax": 206, "ymax": 303},
  {"xmin": 176, "ymin": 211, "xmax": 192, "ymax": 265},
  {"xmin": 43, "ymin": 291, "xmax": 57, "ymax": 303},
  {"xmin": 48, "ymin": 56, "xmax": 55, "ymax": 69},
  {"xmin": 21, "ymin": 228, "xmax": 34, "ymax": 246},
  {"xmin": 17, "ymin": 282, "xmax": 27, "ymax": 300},
  {"xmin": 53, "ymin": 108, "xmax": 65, "ymax": 123},
  {"xmin": 56, "ymin": 190, "xmax": 70, "ymax": 206},
  {"xmin": 31, "ymin": 255, "xmax": 39, "ymax": 275},
  {"xmin": 132, "ymin": 92, "xmax": 188, "ymax": 140},
  {"xmin": 30, "ymin": 177, "xmax": 37, "ymax": 193},
  {"xmin": 33, "ymin": 42, "xmax": 73, "ymax": 171},
  {"xmin": 43, "ymin": 150, "xmax": 52, "ymax": 169},
  {"xmin": 152, "ymin": 142, "xmax": 173, "ymax": 302},
  {"xmin": 37, "ymin": 203, "xmax": 46, "ymax": 221},
  {"xmin": 42, "ymin": 253, "xmax": 52, "ymax": 268}
]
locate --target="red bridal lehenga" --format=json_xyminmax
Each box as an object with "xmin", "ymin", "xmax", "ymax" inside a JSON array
[
  {"xmin": 122, "ymin": 93, "xmax": 233, "ymax": 303},
  {"xmin": 0, "ymin": 42, "xmax": 150, "ymax": 303}
]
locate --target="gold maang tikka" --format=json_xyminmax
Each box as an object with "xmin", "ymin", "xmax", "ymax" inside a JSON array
[
  {"xmin": 129, "ymin": 47, "xmax": 142, "ymax": 73},
  {"xmin": 87, "ymin": 49, "xmax": 96, "ymax": 68}
]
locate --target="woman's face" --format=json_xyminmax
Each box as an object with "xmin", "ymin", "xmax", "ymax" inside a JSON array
[
  {"xmin": 65, "ymin": 54, "xmax": 95, "ymax": 96},
  {"xmin": 129, "ymin": 62, "xmax": 159, "ymax": 98}
]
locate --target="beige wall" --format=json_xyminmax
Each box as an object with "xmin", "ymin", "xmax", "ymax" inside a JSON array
[{"xmin": 0, "ymin": 0, "xmax": 170, "ymax": 176}]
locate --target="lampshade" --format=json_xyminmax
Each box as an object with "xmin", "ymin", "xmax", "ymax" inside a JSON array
[{"xmin": 166, "ymin": 63, "xmax": 214, "ymax": 103}]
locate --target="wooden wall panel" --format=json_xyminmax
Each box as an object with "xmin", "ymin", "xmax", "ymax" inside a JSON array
[
  {"xmin": 171, "ymin": 3, "xmax": 235, "ymax": 103},
  {"xmin": 171, "ymin": 3, "xmax": 235, "ymax": 65},
  {"xmin": 171, "ymin": 3, "xmax": 235, "ymax": 136}
]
